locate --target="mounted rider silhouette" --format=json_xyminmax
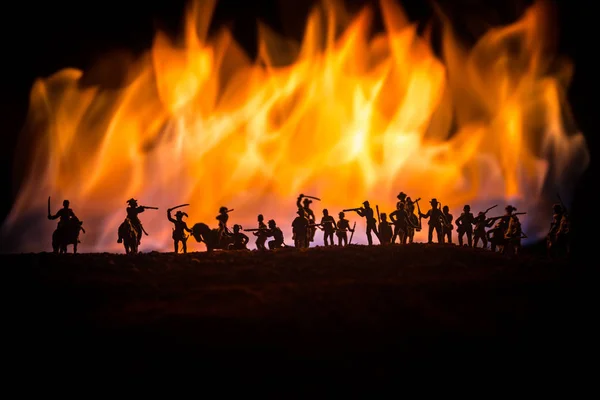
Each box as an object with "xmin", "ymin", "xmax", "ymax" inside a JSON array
[
  {"xmin": 48, "ymin": 200, "xmax": 78, "ymax": 232},
  {"xmin": 118, "ymin": 198, "xmax": 146, "ymax": 245}
]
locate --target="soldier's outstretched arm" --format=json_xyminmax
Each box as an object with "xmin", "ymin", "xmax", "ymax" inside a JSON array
[
  {"xmin": 167, "ymin": 210, "xmax": 177, "ymax": 224},
  {"xmin": 48, "ymin": 211, "xmax": 59, "ymax": 220},
  {"xmin": 184, "ymin": 222, "xmax": 193, "ymax": 233},
  {"xmin": 296, "ymin": 195, "xmax": 303, "ymax": 209},
  {"xmin": 420, "ymin": 210, "xmax": 430, "ymax": 218}
]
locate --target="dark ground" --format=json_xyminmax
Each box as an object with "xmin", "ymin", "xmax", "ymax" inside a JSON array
[{"xmin": 1, "ymin": 243, "xmax": 596, "ymax": 388}]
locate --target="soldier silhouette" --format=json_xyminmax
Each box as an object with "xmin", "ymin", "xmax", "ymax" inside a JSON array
[
  {"xmin": 547, "ymin": 203, "xmax": 569, "ymax": 257},
  {"xmin": 356, "ymin": 201, "xmax": 379, "ymax": 245},
  {"xmin": 455, "ymin": 205, "xmax": 474, "ymax": 247},
  {"xmin": 266, "ymin": 219, "xmax": 285, "ymax": 249},
  {"xmin": 405, "ymin": 197, "xmax": 419, "ymax": 244},
  {"xmin": 48, "ymin": 199, "xmax": 78, "ymax": 231},
  {"xmin": 253, "ymin": 214, "xmax": 269, "ymax": 250},
  {"xmin": 419, "ymin": 198, "xmax": 444, "ymax": 243},
  {"xmin": 228, "ymin": 224, "xmax": 249, "ymax": 250},
  {"xmin": 118, "ymin": 198, "xmax": 146, "ymax": 245},
  {"xmin": 504, "ymin": 207, "xmax": 524, "ymax": 255},
  {"xmin": 319, "ymin": 209, "xmax": 338, "ymax": 246},
  {"xmin": 473, "ymin": 211, "xmax": 492, "ymax": 248},
  {"xmin": 216, "ymin": 206, "xmax": 232, "ymax": 242},
  {"xmin": 488, "ymin": 205, "xmax": 517, "ymax": 252},
  {"xmin": 336, "ymin": 211, "xmax": 354, "ymax": 246},
  {"xmin": 442, "ymin": 205, "xmax": 454, "ymax": 244},
  {"xmin": 389, "ymin": 201, "xmax": 408, "ymax": 244},
  {"xmin": 378, "ymin": 213, "xmax": 393, "ymax": 245},
  {"xmin": 297, "ymin": 194, "xmax": 316, "ymax": 242},
  {"xmin": 292, "ymin": 208, "xmax": 310, "ymax": 248},
  {"xmin": 167, "ymin": 207, "xmax": 193, "ymax": 253}
]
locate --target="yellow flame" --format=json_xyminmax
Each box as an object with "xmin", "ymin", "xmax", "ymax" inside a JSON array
[{"xmin": 1, "ymin": 0, "xmax": 590, "ymax": 252}]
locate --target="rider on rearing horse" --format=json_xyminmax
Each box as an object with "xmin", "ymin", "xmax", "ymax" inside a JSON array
[
  {"xmin": 48, "ymin": 200, "xmax": 78, "ymax": 231},
  {"xmin": 118, "ymin": 198, "xmax": 146, "ymax": 245}
]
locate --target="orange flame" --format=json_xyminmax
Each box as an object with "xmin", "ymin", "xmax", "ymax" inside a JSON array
[{"xmin": 1, "ymin": 0, "xmax": 590, "ymax": 252}]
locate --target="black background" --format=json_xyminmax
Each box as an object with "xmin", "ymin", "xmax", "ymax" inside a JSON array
[{"xmin": 0, "ymin": 0, "xmax": 595, "ymax": 254}]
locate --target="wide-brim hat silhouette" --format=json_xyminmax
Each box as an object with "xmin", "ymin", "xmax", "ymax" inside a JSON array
[
  {"xmin": 505, "ymin": 205, "xmax": 517, "ymax": 212},
  {"xmin": 463, "ymin": 205, "xmax": 470, "ymax": 210},
  {"xmin": 397, "ymin": 192, "xmax": 407, "ymax": 200},
  {"xmin": 478, "ymin": 211, "xmax": 485, "ymax": 215},
  {"xmin": 127, "ymin": 198, "xmax": 137, "ymax": 204},
  {"xmin": 175, "ymin": 211, "xmax": 187, "ymax": 218},
  {"xmin": 219, "ymin": 206, "xmax": 228, "ymax": 213},
  {"xmin": 363, "ymin": 200, "xmax": 369, "ymax": 205},
  {"xmin": 430, "ymin": 198, "xmax": 438, "ymax": 204},
  {"xmin": 303, "ymin": 198, "xmax": 312, "ymax": 204}
]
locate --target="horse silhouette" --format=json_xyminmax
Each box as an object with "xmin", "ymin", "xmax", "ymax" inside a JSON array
[
  {"xmin": 52, "ymin": 218, "xmax": 85, "ymax": 254},
  {"xmin": 118, "ymin": 219, "xmax": 139, "ymax": 254},
  {"xmin": 191, "ymin": 223, "xmax": 234, "ymax": 252}
]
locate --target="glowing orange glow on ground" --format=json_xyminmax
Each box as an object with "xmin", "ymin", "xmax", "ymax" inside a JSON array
[{"xmin": 1, "ymin": 0, "xmax": 589, "ymax": 252}]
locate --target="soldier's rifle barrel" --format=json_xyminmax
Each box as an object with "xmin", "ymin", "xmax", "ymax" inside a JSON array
[
  {"xmin": 143, "ymin": 206, "xmax": 159, "ymax": 210},
  {"xmin": 483, "ymin": 204, "xmax": 498, "ymax": 214},
  {"xmin": 488, "ymin": 212, "xmax": 526, "ymax": 220},
  {"xmin": 342, "ymin": 208, "xmax": 363, "ymax": 212},
  {"xmin": 244, "ymin": 228, "xmax": 269, "ymax": 232}
]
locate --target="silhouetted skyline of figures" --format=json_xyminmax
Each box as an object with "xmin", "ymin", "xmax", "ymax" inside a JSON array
[{"xmin": 48, "ymin": 191, "xmax": 575, "ymax": 259}]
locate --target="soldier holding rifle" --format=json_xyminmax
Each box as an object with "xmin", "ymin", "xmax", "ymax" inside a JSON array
[
  {"xmin": 336, "ymin": 211, "xmax": 355, "ymax": 246},
  {"xmin": 343, "ymin": 201, "xmax": 379, "ymax": 245},
  {"xmin": 486, "ymin": 205, "xmax": 526, "ymax": 253},
  {"xmin": 244, "ymin": 214, "xmax": 269, "ymax": 250},
  {"xmin": 419, "ymin": 198, "xmax": 445, "ymax": 244},
  {"xmin": 118, "ymin": 198, "xmax": 158, "ymax": 246},
  {"xmin": 473, "ymin": 204, "xmax": 497, "ymax": 249},
  {"xmin": 316, "ymin": 209, "xmax": 337, "ymax": 246}
]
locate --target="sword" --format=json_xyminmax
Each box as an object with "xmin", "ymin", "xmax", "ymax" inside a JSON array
[
  {"xmin": 348, "ymin": 222, "xmax": 356, "ymax": 244},
  {"xmin": 302, "ymin": 195, "xmax": 321, "ymax": 201},
  {"xmin": 168, "ymin": 203, "xmax": 190, "ymax": 212}
]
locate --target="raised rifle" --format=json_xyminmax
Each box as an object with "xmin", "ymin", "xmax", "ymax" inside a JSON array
[
  {"xmin": 348, "ymin": 222, "xmax": 357, "ymax": 244},
  {"xmin": 414, "ymin": 199, "xmax": 423, "ymax": 231},
  {"xmin": 343, "ymin": 207, "xmax": 363, "ymax": 213},
  {"xmin": 483, "ymin": 204, "xmax": 498, "ymax": 214},
  {"xmin": 487, "ymin": 212, "xmax": 527, "ymax": 223},
  {"xmin": 438, "ymin": 202, "xmax": 452, "ymax": 230}
]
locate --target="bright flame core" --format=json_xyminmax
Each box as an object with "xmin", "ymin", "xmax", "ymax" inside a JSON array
[{"xmin": 1, "ymin": 0, "xmax": 590, "ymax": 252}]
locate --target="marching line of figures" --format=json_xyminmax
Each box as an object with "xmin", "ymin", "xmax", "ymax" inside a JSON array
[{"xmin": 46, "ymin": 191, "xmax": 571, "ymax": 257}]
